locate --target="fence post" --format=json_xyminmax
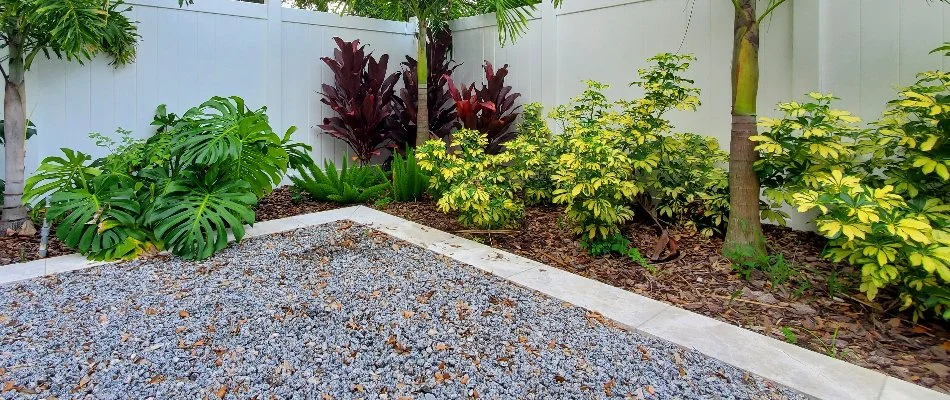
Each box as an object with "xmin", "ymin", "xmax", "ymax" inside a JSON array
[
  {"xmin": 540, "ymin": 2, "xmax": 558, "ymax": 110},
  {"xmin": 266, "ymin": 0, "xmax": 283, "ymax": 131}
]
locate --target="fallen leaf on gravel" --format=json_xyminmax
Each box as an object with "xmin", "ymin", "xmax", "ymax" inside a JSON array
[
  {"xmin": 145, "ymin": 308, "xmax": 159, "ymax": 316},
  {"xmin": 604, "ymin": 379, "xmax": 616, "ymax": 396},
  {"xmin": 646, "ymin": 386, "xmax": 655, "ymax": 395},
  {"xmin": 175, "ymin": 326, "xmax": 187, "ymax": 334},
  {"xmin": 554, "ymin": 375, "xmax": 566, "ymax": 383},
  {"xmin": 460, "ymin": 374, "xmax": 470, "ymax": 385},
  {"xmin": 148, "ymin": 375, "xmax": 165, "ymax": 384},
  {"xmin": 637, "ymin": 345, "xmax": 650, "ymax": 361},
  {"xmin": 416, "ymin": 291, "xmax": 435, "ymax": 304},
  {"xmin": 351, "ymin": 384, "xmax": 365, "ymax": 392},
  {"xmin": 192, "ymin": 339, "xmax": 206, "ymax": 348},
  {"xmin": 392, "ymin": 244, "xmax": 401, "ymax": 251},
  {"xmin": 329, "ymin": 301, "xmax": 343, "ymax": 311},
  {"xmin": 178, "ymin": 310, "xmax": 189, "ymax": 318},
  {"xmin": 214, "ymin": 385, "xmax": 227, "ymax": 399},
  {"xmin": 435, "ymin": 343, "xmax": 448, "ymax": 351},
  {"xmin": 434, "ymin": 370, "xmax": 451, "ymax": 383},
  {"xmin": 402, "ymin": 310, "xmax": 414, "ymax": 319},
  {"xmin": 2, "ymin": 381, "xmax": 14, "ymax": 391},
  {"xmin": 120, "ymin": 333, "xmax": 131, "ymax": 343},
  {"xmin": 72, "ymin": 375, "xmax": 91, "ymax": 392},
  {"xmin": 98, "ymin": 314, "xmax": 108, "ymax": 325}
]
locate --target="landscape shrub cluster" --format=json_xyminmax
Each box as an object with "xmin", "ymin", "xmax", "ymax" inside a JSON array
[
  {"xmin": 29, "ymin": 33, "xmax": 949, "ymax": 321},
  {"xmin": 754, "ymin": 81, "xmax": 950, "ymax": 320},
  {"xmin": 26, "ymin": 96, "xmax": 310, "ymax": 261}
]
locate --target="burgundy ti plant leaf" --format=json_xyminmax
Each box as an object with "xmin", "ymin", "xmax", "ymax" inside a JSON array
[
  {"xmin": 446, "ymin": 61, "xmax": 522, "ymax": 154},
  {"xmin": 319, "ymin": 37, "xmax": 400, "ymax": 164}
]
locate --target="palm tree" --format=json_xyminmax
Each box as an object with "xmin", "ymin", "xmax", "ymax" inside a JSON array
[
  {"xmin": 722, "ymin": 0, "xmax": 784, "ymax": 257},
  {"xmin": 0, "ymin": 0, "xmax": 138, "ymax": 234},
  {"xmin": 335, "ymin": 0, "xmax": 561, "ymax": 146}
]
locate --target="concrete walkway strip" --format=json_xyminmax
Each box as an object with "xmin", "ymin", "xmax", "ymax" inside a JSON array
[{"xmin": 1, "ymin": 206, "xmax": 946, "ymax": 400}]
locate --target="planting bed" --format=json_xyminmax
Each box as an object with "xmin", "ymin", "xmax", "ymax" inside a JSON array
[
  {"xmin": 0, "ymin": 222, "xmax": 803, "ymax": 399},
  {"xmin": 253, "ymin": 187, "xmax": 950, "ymax": 394}
]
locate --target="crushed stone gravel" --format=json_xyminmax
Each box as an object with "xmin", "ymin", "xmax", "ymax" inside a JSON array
[{"xmin": 0, "ymin": 221, "xmax": 806, "ymax": 399}]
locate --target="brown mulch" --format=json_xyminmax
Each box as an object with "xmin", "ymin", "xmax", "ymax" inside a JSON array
[
  {"xmin": 255, "ymin": 188, "xmax": 950, "ymax": 394},
  {"xmin": 0, "ymin": 230, "xmax": 71, "ymax": 265}
]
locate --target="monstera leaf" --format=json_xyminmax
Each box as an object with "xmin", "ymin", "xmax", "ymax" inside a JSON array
[
  {"xmin": 230, "ymin": 127, "xmax": 288, "ymax": 199},
  {"xmin": 281, "ymin": 126, "xmax": 314, "ymax": 171},
  {"xmin": 172, "ymin": 96, "xmax": 272, "ymax": 166},
  {"xmin": 147, "ymin": 171, "xmax": 257, "ymax": 260},
  {"xmin": 47, "ymin": 174, "xmax": 155, "ymax": 260},
  {"xmin": 171, "ymin": 96, "xmax": 293, "ymax": 198},
  {"xmin": 23, "ymin": 148, "xmax": 100, "ymax": 206}
]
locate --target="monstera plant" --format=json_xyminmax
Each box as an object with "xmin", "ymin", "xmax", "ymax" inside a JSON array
[{"xmin": 24, "ymin": 96, "xmax": 311, "ymax": 261}]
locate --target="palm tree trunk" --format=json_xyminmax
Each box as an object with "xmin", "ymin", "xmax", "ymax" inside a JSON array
[
  {"xmin": 415, "ymin": 20, "xmax": 430, "ymax": 147},
  {"xmin": 724, "ymin": 0, "xmax": 766, "ymax": 257}
]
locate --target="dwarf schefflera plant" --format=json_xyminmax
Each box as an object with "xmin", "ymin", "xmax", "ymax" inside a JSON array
[
  {"xmin": 417, "ymin": 129, "xmax": 523, "ymax": 229},
  {"xmin": 549, "ymin": 54, "xmax": 727, "ymax": 242},
  {"xmin": 24, "ymin": 96, "xmax": 310, "ymax": 261},
  {"xmin": 320, "ymin": 37, "xmax": 400, "ymax": 164},
  {"xmin": 754, "ymin": 86, "xmax": 950, "ymax": 320}
]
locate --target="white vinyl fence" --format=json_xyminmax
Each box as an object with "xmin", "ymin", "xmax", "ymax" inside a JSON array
[
  {"xmin": 21, "ymin": 0, "xmax": 415, "ymax": 173},
  {"xmin": 449, "ymin": 0, "xmax": 949, "ymax": 229},
  {"xmin": 451, "ymin": 0, "xmax": 949, "ymax": 151}
]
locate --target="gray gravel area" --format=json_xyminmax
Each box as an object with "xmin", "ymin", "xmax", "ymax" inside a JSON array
[{"xmin": 0, "ymin": 221, "xmax": 806, "ymax": 399}]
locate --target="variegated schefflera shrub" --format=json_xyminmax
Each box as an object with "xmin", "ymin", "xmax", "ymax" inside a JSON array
[
  {"xmin": 548, "ymin": 54, "xmax": 731, "ymax": 241},
  {"xmin": 416, "ymin": 129, "xmax": 524, "ymax": 229},
  {"xmin": 753, "ymin": 83, "xmax": 950, "ymax": 320}
]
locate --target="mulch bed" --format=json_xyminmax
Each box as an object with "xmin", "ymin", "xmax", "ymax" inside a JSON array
[
  {"xmin": 255, "ymin": 187, "xmax": 950, "ymax": 394},
  {"xmin": 0, "ymin": 230, "xmax": 70, "ymax": 265}
]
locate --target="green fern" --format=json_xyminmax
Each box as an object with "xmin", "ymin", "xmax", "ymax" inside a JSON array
[
  {"xmin": 291, "ymin": 156, "xmax": 388, "ymax": 204},
  {"xmin": 391, "ymin": 149, "xmax": 429, "ymax": 202}
]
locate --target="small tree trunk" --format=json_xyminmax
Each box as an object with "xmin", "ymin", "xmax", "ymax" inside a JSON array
[
  {"xmin": 415, "ymin": 20, "xmax": 430, "ymax": 147},
  {"xmin": 724, "ymin": 0, "xmax": 766, "ymax": 257},
  {"xmin": 1, "ymin": 39, "xmax": 32, "ymax": 235}
]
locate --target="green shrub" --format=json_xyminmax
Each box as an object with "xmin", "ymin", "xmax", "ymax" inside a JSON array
[
  {"xmin": 505, "ymin": 103, "xmax": 562, "ymax": 205},
  {"xmin": 417, "ymin": 129, "xmax": 523, "ymax": 229},
  {"xmin": 550, "ymin": 115, "xmax": 638, "ymax": 240},
  {"xmin": 581, "ymin": 233, "xmax": 652, "ymax": 271},
  {"xmin": 24, "ymin": 96, "xmax": 310, "ymax": 261},
  {"xmin": 291, "ymin": 156, "xmax": 388, "ymax": 204},
  {"xmin": 755, "ymin": 82, "xmax": 950, "ymax": 320},
  {"xmin": 550, "ymin": 54, "xmax": 727, "ymax": 240},
  {"xmin": 390, "ymin": 148, "xmax": 429, "ymax": 202}
]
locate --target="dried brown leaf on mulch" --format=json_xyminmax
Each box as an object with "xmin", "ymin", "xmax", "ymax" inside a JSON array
[{"xmin": 255, "ymin": 191, "xmax": 950, "ymax": 394}]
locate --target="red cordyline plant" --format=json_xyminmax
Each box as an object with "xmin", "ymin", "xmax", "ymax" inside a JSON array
[
  {"xmin": 319, "ymin": 37, "xmax": 400, "ymax": 164},
  {"xmin": 446, "ymin": 61, "xmax": 522, "ymax": 154},
  {"xmin": 391, "ymin": 28, "xmax": 460, "ymax": 151}
]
